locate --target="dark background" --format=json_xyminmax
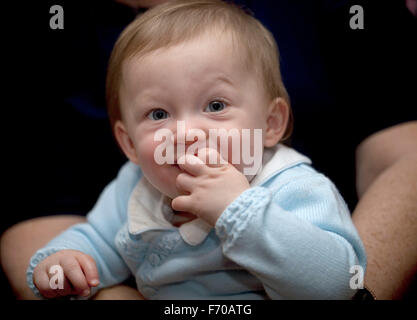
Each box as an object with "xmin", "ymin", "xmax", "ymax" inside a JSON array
[{"xmin": 2, "ymin": 0, "xmax": 416, "ymax": 299}]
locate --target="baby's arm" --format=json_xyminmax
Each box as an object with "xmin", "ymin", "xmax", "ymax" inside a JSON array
[
  {"xmin": 214, "ymin": 166, "xmax": 367, "ymax": 299},
  {"xmin": 26, "ymin": 162, "xmax": 142, "ymax": 299}
]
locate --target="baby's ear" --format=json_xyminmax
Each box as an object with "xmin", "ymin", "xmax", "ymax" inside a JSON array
[
  {"xmin": 114, "ymin": 120, "xmax": 139, "ymax": 164},
  {"xmin": 264, "ymin": 97, "xmax": 290, "ymax": 147}
]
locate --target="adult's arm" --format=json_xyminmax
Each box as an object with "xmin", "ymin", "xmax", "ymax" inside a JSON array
[{"xmin": 352, "ymin": 121, "xmax": 417, "ymax": 299}]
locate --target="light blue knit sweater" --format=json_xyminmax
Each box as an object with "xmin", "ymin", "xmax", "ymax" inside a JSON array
[{"xmin": 26, "ymin": 145, "xmax": 366, "ymax": 299}]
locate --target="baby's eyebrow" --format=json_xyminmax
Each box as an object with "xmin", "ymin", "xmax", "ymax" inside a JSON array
[
  {"xmin": 134, "ymin": 90, "xmax": 165, "ymax": 107},
  {"xmin": 210, "ymin": 75, "xmax": 235, "ymax": 88}
]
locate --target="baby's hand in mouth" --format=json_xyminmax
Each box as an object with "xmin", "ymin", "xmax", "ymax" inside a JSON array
[{"xmin": 171, "ymin": 148, "xmax": 250, "ymax": 226}]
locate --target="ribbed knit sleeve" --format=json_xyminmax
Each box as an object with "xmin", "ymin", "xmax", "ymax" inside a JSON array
[{"xmin": 215, "ymin": 165, "xmax": 366, "ymax": 299}]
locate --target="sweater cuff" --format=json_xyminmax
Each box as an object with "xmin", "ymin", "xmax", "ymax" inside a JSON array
[
  {"xmin": 26, "ymin": 247, "xmax": 68, "ymax": 299},
  {"xmin": 215, "ymin": 186, "xmax": 271, "ymax": 251}
]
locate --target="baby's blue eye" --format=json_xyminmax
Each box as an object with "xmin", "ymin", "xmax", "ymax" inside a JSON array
[
  {"xmin": 148, "ymin": 109, "xmax": 169, "ymax": 120},
  {"xmin": 205, "ymin": 100, "xmax": 226, "ymax": 113}
]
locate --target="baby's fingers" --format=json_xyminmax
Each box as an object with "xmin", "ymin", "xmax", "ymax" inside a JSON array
[
  {"xmin": 55, "ymin": 277, "xmax": 73, "ymax": 298},
  {"xmin": 33, "ymin": 266, "xmax": 59, "ymax": 299},
  {"xmin": 196, "ymin": 148, "xmax": 227, "ymax": 168},
  {"xmin": 76, "ymin": 254, "xmax": 100, "ymax": 287},
  {"xmin": 60, "ymin": 255, "xmax": 90, "ymax": 297},
  {"xmin": 172, "ymin": 195, "xmax": 196, "ymax": 215}
]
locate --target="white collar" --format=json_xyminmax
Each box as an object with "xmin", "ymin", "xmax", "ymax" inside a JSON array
[{"xmin": 127, "ymin": 144, "xmax": 311, "ymax": 246}]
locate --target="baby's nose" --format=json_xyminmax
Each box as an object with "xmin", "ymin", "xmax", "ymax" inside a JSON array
[{"xmin": 171, "ymin": 120, "xmax": 208, "ymax": 145}]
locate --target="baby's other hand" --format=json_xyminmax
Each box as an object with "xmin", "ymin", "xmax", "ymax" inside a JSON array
[{"xmin": 32, "ymin": 249, "xmax": 99, "ymax": 299}]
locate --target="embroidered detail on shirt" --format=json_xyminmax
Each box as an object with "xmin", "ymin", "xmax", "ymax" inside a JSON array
[
  {"xmin": 127, "ymin": 144, "xmax": 311, "ymax": 246},
  {"xmin": 115, "ymin": 224, "xmax": 147, "ymax": 261}
]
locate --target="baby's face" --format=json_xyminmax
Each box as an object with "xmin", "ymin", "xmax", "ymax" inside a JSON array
[{"xmin": 119, "ymin": 34, "xmax": 273, "ymax": 199}]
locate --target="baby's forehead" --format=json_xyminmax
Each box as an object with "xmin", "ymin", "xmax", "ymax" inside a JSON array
[
  {"xmin": 133, "ymin": 30, "xmax": 240, "ymax": 61},
  {"xmin": 123, "ymin": 31, "xmax": 252, "ymax": 82},
  {"xmin": 128, "ymin": 51, "xmax": 253, "ymax": 102}
]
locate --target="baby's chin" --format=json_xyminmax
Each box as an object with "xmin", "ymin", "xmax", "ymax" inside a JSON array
[
  {"xmin": 151, "ymin": 176, "xmax": 184, "ymax": 200},
  {"xmin": 146, "ymin": 180, "xmax": 178, "ymax": 200},
  {"xmin": 159, "ymin": 190, "xmax": 175, "ymax": 201},
  {"xmin": 141, "ymin": 164, "xmax": 182, "ymax": 198},
  {"xmin": 166, "ymin": 186, "xmax": 188, "ymax": 200}
]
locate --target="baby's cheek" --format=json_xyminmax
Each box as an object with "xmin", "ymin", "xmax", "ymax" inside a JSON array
[
  {"xmin": 222, "ymin": 131, "xmax": 263, "ymax": 176},
  {"xmin": 137, "ymin": 139, "xmax": 174, "ymax": 181},
  {"xmin": 136, "ymin": 149, "xmax": 163, "ymax": 187},
  {"xmin": 216, "ymin": 133, "xmax": 248, "ymax": 169},
  {"xmin": 136, "ymin": 139, "xmax": 159, "ymax": 166}
]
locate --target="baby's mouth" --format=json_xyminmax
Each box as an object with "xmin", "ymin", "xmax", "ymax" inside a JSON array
[
  {"xmin": 172, "ymin": 163, "xmax": 181, "ymax": 170},
  {"xmin": 172, "ymin": 158, "xmax": 183, "ymax": 170}
]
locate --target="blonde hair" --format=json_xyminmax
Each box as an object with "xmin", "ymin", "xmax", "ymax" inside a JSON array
[{"xmin": 106, "ymin": 0, "xmax": 293, "ymax": 141}]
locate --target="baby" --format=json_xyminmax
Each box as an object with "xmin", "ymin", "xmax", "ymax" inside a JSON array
[{"xmin": 27, "ymin": 0, "xmax": 366, "ymax": 299}]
